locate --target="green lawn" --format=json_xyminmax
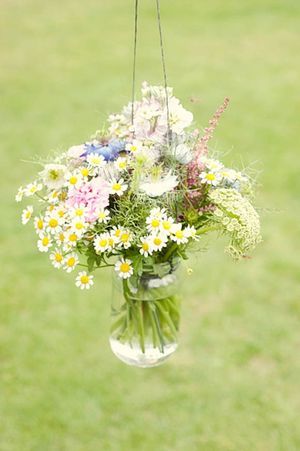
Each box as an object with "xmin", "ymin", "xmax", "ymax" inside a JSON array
[{"xmin": 1, "ymin": 0, "xmax": 299, "ymax": 450}]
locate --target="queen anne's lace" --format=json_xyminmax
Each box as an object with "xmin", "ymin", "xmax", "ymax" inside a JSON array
[{"xmin": 209, "ymin": 188, "xmax": 261, "ymax": 259}]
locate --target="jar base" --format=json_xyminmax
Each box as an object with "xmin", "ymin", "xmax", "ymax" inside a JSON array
[{"xmin": 109, "ymin": 338, "xmax": 178, "ymax": 368}]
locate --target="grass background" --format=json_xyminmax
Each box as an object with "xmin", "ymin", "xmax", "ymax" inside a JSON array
[{"xmin": 1, "ymin": 0, "xmax": 299, "ymax": 450}]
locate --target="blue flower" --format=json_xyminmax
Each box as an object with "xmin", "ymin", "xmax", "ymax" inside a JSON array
[{"xmin": 82, "ymin": 140, "xmax": 125, "ymax": 162}]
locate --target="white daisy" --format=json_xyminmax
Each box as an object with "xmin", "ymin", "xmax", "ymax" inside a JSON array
[
  {"xmin": 199, "ymin": 171, "xmax": 222, "ymax": 186},
  {"xmin": 97, "ymin": 208, "xmax": 110, "ymax": 224},
  {"xmin": 111, "ymin": 226, "xmax": 123, "ymax": 243},
  {"xmin": 34, "ymin": 216, "xmax": 45, "ymax": 235},
  {"xmin": 69, "ymin": 205, "xmax": 87, "ymax": 219},
  {"xmin": 78, "ymin": 166, "xmax": 91, "ymax": 180},
  {"xmin": 24, "ymin": 182, "xmax": 43, "ymax": 197},
  {"xmin": 184, "ymin": 225, "xmax": 198, "ymax": 240},
  {"xmin": 125, "ymin": 139, "xmax": 143, "ymax": 153},
  {"xmin": 65, "ymin": 230, "xmax": 80, "ymax": 247},
  {"xmin": 15, "ymin": 186, "xmax": 25, "ymax": 202},
  {"xmin": 170, "ymin": 224, "xmax": 189, "ymax": 244},
  {"xmin": 63, "ymin": 253, "xmax": 79, "ymax": 273},
  {"xmin": 119, "ymin": 230, "xmax": 133, "ymax": 249},
  {"xmin": 45, "ymin": 214, "xmax": 62, "ymax": 235},
  {"xmin": 110, "ymin": 178, "xmax": 128, "ymax": 196},
  {"xmin": 47, "ymin": 190, "xmax": 60, "ymax": 204},
  {"xmin": 70, "ymin": 218, "xmax": 87, "ymax": 236},
  {"xmin": 75, "ymin": 271, "xmax": 94, "ymax": 290},
  {"xmin": 21, "ymin": 206, "xmax": 33, "ymax": 225},
  {"xmin": 149, "ymin": 233, "xmax": 168, "ymax": 252},
  {"xmin": 115, "ymin": 156, "xmax": 128, "ymax": 172},
  {"xmin": 93, "ymin": 233, "xmax": 110, "ymax": 253},
  {"xmin": 139, "ymin": 236, "xmax": 153, "ymax": 257},
  {"xmin": 66, "ymin": 172, "xmax": 83, "ymax": 189},
  {"xmin": 115, "ymin": 258, "xmax": 133, "ymax": 279},
  {"xmin": 56, "ymin": 231, "xmax": 66, "ymax": 247},
  {"xmin": 86, "ymin": 153, "xmax": 106, "ymax": 168},
  {"xmin": 37, "ymin": 235, "xmax": 52, "ymax": 252},
  {"xmin": 50, "ymin": 249, "xmax": 64, "ymax": 269},
  {"xmin": 201, "ymin": 157, "xmax": 224, "ymax": 172},
  {"xmin": 160, "ymin": 216, "xmax": 175, "ymax": 235},
  {"xmin": 40, "ymin": 164, "xmax": 67, "ymax": 190}
]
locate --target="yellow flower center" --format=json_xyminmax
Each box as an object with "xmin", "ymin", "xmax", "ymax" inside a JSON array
[
  {"xmin": 142, "ymin": 242, "xmax": 149, "ymax": 251},
  {"xmin": 205, "ymin": 173, "xmax": 216, "ymax": 181},
  {"xmin": 154, "ymin": 237, "xmax": 162, "ymax": 246},
  {"xmin": 55, "ymin": 253, "xmax": 63, "ymax": 262},
  {"xmin": 108, "ymin": 238, "xmax": 114, "ymax": 247},
  {"xmin": 121, "ymin": 233, "xmax": 129, "ymax": 243},
  {"xmin": 37, "ymin": 219, "xmax": 43, "ymax": 229},
  {"xmin": 69, "ymin": 233, "xmax": 77, "ymax": 242},
  {"xmin": 112, "ymin": 183, "xmax": 121, "ymax": 191},
  {"xmin": 120, "ymin": 263, "xmax": 130, "ymax": 273},
  {"xmin": 114, "ymin": 229, "xmax": 121, "ymax": 237},
  {"xmin": 67, "ymin": 257, "xmax": 76, "ymax": 267},
  {"xmin": 131, "ymin": 145, "xmax": 137, "ymax": 152},
  {"xmin": 75, "ymin": 208, "xmax": 84, "ymax": 216},
  {"xmin": 49, "ymin": 218, "xmax": 58, "ymax": 228},
  {"xmin": 75, "ymin": 222, "xmax": 83, "ymax": 230},
  {"xmin": 59, "ymin": 233, "xmax": 65, "ymax": 242},
  {"xmin": 119, "ymin": 161, "xmax": 126, "ymax": 169},
  {"xmin": 99, "ymin": 239, "xmax": 108, "ymax": 247},
  {"xmin": 81, "ymin": 168, "xmax": 89, "ymax": 177},
  {"xmin": 151, "ymin": 219, "xmax": 160, "ymax": 228},
  {"xmin": 69, "ymin": 176, "xmax": 77, "ymax": 185},
  {"xmin": 175, "ymin": 230, "xmax": 184, "ymax": 239},
  {"xmin": 162, "ymin": 221, "xmax": 171, "ymax": 230},
  {"xmin": 58, "ymin": 210, "xmax": 65, "ymax": 217},
  {"xmin": 80, "ymin": 275, "xmax": 89, "ymax": 284},
  {"xmin": 30, "ymin": 186, "xmax": 37, "ymax": 193},
  {"xmin": 42, "ymin": 237, "xmax": 49, "ymax": 246},
  {"xmin": 26, "ymin": 211, "xmax": 31, "ymax": 219}
]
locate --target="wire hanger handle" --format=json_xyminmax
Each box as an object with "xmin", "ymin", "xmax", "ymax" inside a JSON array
[{"xmin": 131, "ymin": 0, "xmax": 171, "ymax": 145}]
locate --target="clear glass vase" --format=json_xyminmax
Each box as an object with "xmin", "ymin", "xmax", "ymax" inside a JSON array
[{"xmin": 109, "ymin": 260, "xmax": 181, "ymax": 368}]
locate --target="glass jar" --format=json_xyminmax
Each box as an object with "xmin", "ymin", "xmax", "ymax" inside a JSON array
[{"xmin": 109, "ymin": 260, "xmax": 181, "ymax": 367}]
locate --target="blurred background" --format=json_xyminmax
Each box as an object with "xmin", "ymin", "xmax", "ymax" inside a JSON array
[{"xmin": 1, "ymin": 0, "xmax": 299, "ymax": 450}]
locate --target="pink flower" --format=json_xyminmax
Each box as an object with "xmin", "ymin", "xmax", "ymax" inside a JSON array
[{"xmin": 66, "ymin": 177, "xmax": 110, "ymax": 223}]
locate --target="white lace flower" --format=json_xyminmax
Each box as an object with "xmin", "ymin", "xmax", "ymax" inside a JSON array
[
  {"xmin": 139, "ymin": 171, "xmax": 178, "ymax": 197},
  {"xmin": 40, "ymin": 164, "xmax": 67, "ymax": 189}
]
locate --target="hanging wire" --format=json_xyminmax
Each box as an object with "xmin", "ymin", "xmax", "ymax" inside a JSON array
[
  {"xmin": 131, "ymin": 0, "xmax": 171, "ymax": 146},
  {"xmin": 155, "ymin": 0, "xmax": 171, "ymax": 146},
  {"xmin": 131, "ymin": 0, "xmax": 139, "ymax": 126}
]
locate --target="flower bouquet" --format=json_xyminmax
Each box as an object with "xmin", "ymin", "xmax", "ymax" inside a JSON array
[{"xmin": 16, "ymin": 82, "xmax": 261, "ymax": 367}]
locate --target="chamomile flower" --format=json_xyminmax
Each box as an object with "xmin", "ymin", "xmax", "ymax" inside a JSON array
[
  {"xmin": 184, "ymin": 225, "xmax": 198, "ymax": 240},
  {"xmin": 94, "ymin": 233, "xmax": 110, "ymax": 253},
  {"xmin": 37, "ymin": 235, "xmax": 52, "ymax": 252},
  {"xmin": 70, "ymin": 218, "xmax": 88, "ymax": 236},
  {"xmin": 115, "ymin": 258, "xmax": 133, "ymax": 279},
  {"xmin": 160, "ymin": 216, "xmax": 175, "ymax": 235},
  {"xmin": 69, "ymin": 205, "xmax": 86, "ymax": 219},
  {"xmin": 21, "ymin": 206, "xmax": 33, "ymax": 225},
  {"xmin": 199, "ymin": 171, "xmax": 222, "ymax": 186},
  {"xmin": 45, "ymin": 214, "xmax": 63, "ymax": 235},
  {"xmin": 146, "ymin": 208, "xmax": 167, "ymax": 233},
  {"xmin": 170, "ymin": 224, "xmax": 189, "ymax": 244},
  {"xmin": 75, "ymin": 271, "xmax": 94, "ymax": 290},
  {"xmin": 79, "ymin": 166, "xmax": 91, "ymax": 180},
  {"xmin": 97, "ymin": 208, "xmax": 110, "ymax": 224},
  {"xmin": 56, "ymin": 231, "xmax": 66, "ymax": 247},
  {"xmin": 115, "ymin": 157, "xmax": 128, "ymax": 172},
  {"xmin": 86, "ymin": 153, "xmax": 106, "ymax": 168},
  {"xmin": 66, "ymin": 172, "xmax": 83, "ymax": 189},
  {"xmin": 111, "ymin": 226, "xmax": 122, "ymax": 243},
  {"xmin": 125, "ymin": 140, "xmax": 143, "ymax": 153},
  {"xmin": 47, "ymin": 190, "xmax": 60, "ymax": 204},
  {"xmin": 108, "ymin": 233, "xmax": 117, "ymax": 250},
  {"xmin": 119, "ymin": 230, "xmax": 133, "ymax": 249},
  {"xmin": 139, "ymin": 236, "xmax": 153, "ymax": 257},
  {"xmin": 63, "ymin": 253, "xmax": 79, "ymax": 273},
  {"xmin": 49, "ymin": 249, "xmax": 64, "ymax": 269},
  {"xmin": 15, "ymin": 186, "xmax": 25, "ymax": 202},
  {"xmin": 110, "ymin": 178, "xmax": 128, "ymax": 196},
  {"xmin": 201, "ymin": 157, "xmax": 224, "ymax": 172},
  {"xmin": 34, "ymin": 216, "xmax": 45, "ymax": 235},
  {"xmin": 149, "ymin": 233, "xmax": 168, "ymax": 252},
  {"xmin": 65, "ymin": 230, "xmax": 80, "ymax": 247},
  {"xmin": 24, "ymin": 182, "xmax": 43, "ymax": 197}
]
